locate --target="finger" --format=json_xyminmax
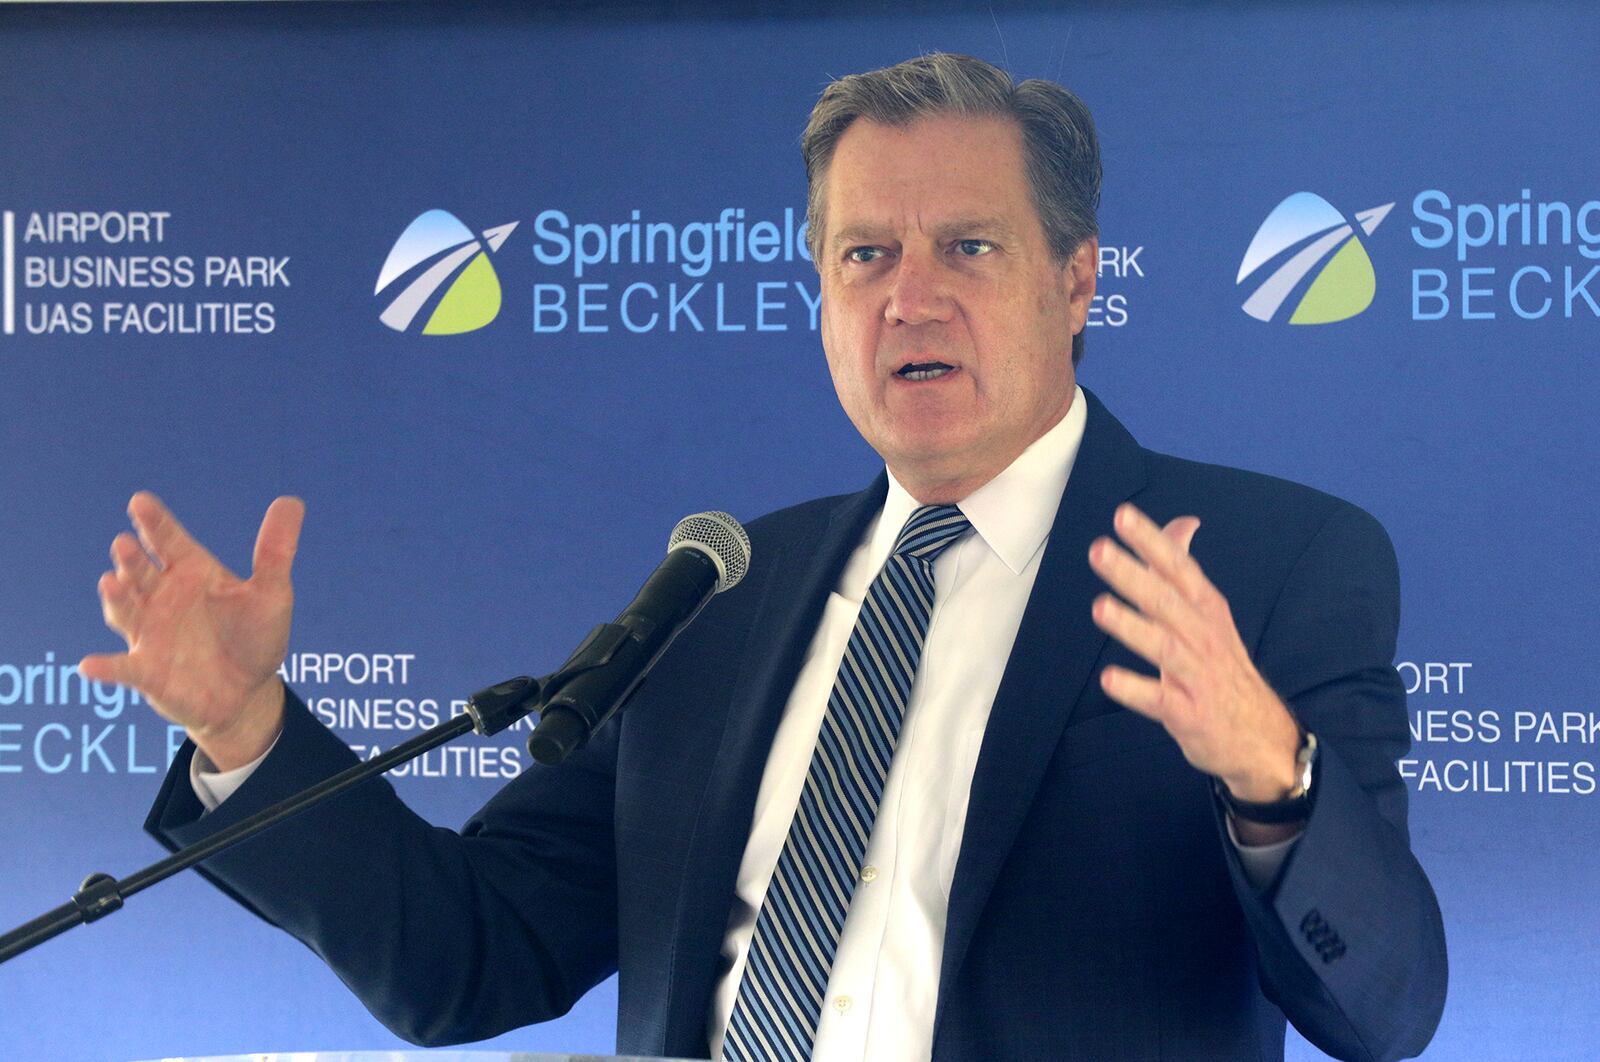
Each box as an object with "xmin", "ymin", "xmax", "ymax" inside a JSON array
[
  {"xmin": 1099, "ymin": 664, "xmax": 1185, "ymax": 724},
  {"xmin": 251, "ymin": 496, "xmax": 305, "ymax": 586},
  {"xmin": 1113, "ymin": 504, "xmax": 1211, "ymax": 601},
  {"xmin": 1089, "ymin": 535, "xmax": 1204, "ymax": 634},
  {"xmin": 1162, "ymin": 515, "xmax": 1201, "ymax": 555},
  {"xmin": 129, "ymin": 491, "xmax": 205, "ymax": 569},
  {"xmin": 111, "ymin": 531, "xmax": 159, "ymax": 591},
  {"xmin": 1092, "ymin": 593, "xmax": 1202, "ymax": 687},
  {"xmin": 98, "ymin": 570, "xmax": 140, "ymax": 636},
  {"xmin": 77, "ymin": 651, "xmax": 143, "ymax": 690}
]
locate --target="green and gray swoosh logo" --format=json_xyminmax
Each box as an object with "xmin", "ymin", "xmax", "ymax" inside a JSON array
[
  {"xmin": 376, "ymin": 209, "xmax": 517, "ymax": 335},
  {"xmin": 1238, "ymin": 193, "xmax": 1393, "ymax": 324}
]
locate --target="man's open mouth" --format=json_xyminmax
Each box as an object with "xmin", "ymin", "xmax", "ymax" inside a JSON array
[{"xmin": 896, "ymin": 361, "xmax": 956, "ymax": 382}]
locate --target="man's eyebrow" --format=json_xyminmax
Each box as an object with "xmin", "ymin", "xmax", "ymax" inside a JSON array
[
  {"xmin": 829, "ymin": 223, "xmax": 892, "ymax": 250},
  {"xmin": 828, "ymin": 217, "xmax": 1023, "ymax": 251},
  {"xmin": 932, "ymin": 216, "xmax": 1020, "ymax": 242}
]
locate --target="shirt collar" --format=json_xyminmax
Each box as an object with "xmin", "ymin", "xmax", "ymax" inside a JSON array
[{"xmin": 875, "ymin": 385, "xmax": 1087, "ymax": 575}]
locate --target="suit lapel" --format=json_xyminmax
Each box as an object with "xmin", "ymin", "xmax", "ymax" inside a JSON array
[
  {"xmin": 934, "ymin": 389, "xmax": 1148, "ymax": 1031},
  {"xmin": 661, "ymin": 475, "xmax": 887, "ymax": 1054}
]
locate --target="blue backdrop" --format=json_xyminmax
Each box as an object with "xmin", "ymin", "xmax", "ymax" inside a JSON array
[{"xmin": 2, "ymin": 2, "xmax": 1597, "ymax": 1058}]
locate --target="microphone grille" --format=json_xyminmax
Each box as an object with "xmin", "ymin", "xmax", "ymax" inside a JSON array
[{"xmin": 668, "ymin": 511, "xmax": 751, "ymax": 592}]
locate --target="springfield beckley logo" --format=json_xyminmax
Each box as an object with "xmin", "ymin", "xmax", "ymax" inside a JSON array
[
  {"xmin": 1237, "ymin": 192, "xmax": 1394, "ymax": 324},
  {"xmin": 375, "ymin": 209, "xmax": 517, "ymax": 335}
]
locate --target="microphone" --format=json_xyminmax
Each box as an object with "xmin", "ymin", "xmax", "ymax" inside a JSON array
[{"xmin": 525, "ymin": 511, "xmax": 751, "ymax": 765}]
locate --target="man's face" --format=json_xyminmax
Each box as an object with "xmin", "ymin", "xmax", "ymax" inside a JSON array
[{"xmin": 817, "ymin": 113, "xmax": 1096, "ymax": 501}]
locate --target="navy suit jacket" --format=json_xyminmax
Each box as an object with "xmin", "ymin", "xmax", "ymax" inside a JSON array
[{"xmin": 149, "ymin": 389, "xmax": 1446, "ymax": 1060}]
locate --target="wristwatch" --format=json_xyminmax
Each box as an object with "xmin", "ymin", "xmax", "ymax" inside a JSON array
[{"xmin": 1215, "ymin": 730, "xmax": 1318, "ymax": 824}]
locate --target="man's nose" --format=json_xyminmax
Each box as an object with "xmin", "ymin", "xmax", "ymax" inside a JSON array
[{"xmin": 884, "ymin": 250, "xmax": 954, "ymax": 326}]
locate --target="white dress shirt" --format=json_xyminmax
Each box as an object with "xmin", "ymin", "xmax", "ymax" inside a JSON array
[{"xmin": 707, "ymin": 390, "xmax": 1086, "ymax": 1061}]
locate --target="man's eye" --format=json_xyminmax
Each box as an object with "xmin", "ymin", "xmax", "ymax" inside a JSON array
[
  {"xmin": 956, "ymin": 239, "xmax": 995, "ymax": 257},
  {"xmin": 847, "ymin": 246, "xmax": 884, "ymax": 263}
]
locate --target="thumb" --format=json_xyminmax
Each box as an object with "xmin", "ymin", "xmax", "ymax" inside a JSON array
[
  {"xmin": 252, "ymin": 496, "xmax": 306, "ymax": 585},
  {"xmin": 1162, "ymin": 515, "xmax": 1201, "ymax": 555},
  {"xmin": 78, "ymin": 652, "xmax": 143, "ymax": 691}
]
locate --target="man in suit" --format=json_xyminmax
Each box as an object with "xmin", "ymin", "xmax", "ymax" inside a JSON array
[{"xmin": 91, "ymin": 53, "xmax": 1445, "ymax": 1061}]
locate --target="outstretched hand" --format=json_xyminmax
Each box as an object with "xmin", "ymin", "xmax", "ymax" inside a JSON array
[
  {"xmin": 79, "ymin": 492, "xmax": 304, "ymax": 770},
  {"xmin": 1088, "ymin": 503, "xmax": 1301, "ymax": 808}
]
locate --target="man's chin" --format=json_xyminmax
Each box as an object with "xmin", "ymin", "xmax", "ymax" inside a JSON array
[{"xmin": 880, "ymin": 434, "xmax": 985, "ymax": 485}]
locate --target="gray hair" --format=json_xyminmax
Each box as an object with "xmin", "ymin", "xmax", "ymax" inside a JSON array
[{"xmin": 802, "ymin": 52, "xmax": 1102, "ymax": 364}]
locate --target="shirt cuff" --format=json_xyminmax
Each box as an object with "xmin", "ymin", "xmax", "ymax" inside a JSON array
[
  {"xmin": 189, "ymin": 733, "xmax": 280, "ymax": 812},
  {"xmin": 1225, "ymin": 815, "xmax": 1302, "ymax": 891}
]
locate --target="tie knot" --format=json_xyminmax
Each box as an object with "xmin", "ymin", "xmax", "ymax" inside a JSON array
[{"xmin": 893, "ymin": 504, "xmax": 971, "ymax": 562}]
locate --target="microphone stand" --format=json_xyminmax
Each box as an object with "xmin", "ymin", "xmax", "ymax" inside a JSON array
[
  {"xmin": 0, "ymin": 667, "xmax": 563, "ymax": 967},
  {"xmin": 0, "ymin": 597, "xmax": 666, "ymax": 968},
  {"xmin": 1, "ymin": 510, "xmax": 744, "ymax": 968}
]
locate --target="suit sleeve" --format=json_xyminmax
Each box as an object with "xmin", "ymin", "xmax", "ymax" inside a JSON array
[
  {"xmin": 1219, "ymin": 502, "xmax": 1447, "ymax": 1062},
  {"xmin": 145, "ymin": 687, "xmax": 621, "ymax": 1047}
]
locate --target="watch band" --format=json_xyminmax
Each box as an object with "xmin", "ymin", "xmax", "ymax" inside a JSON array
[{"xmin": 1216, "ymin": 730, "xmax": 1318, "ymax": 824}]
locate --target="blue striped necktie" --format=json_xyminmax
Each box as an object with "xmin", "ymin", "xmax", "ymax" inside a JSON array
[{"xmin": 724, "ymin": 503, "xmax": 972, "ymax": 1061}]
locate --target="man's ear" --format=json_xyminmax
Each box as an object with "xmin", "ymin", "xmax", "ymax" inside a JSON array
[{"xmin": 1064, "ymin": 236, "xmax": 1099, "ymax": 332}]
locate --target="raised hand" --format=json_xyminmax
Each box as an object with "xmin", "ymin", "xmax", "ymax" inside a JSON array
[
  {"xmin": 1087, "ymin": 503, "xmax": 1302, "ymax": 809},
  {"xmin": 79, "ymin": 492, "xmax": 305, "ymax": 770}
]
